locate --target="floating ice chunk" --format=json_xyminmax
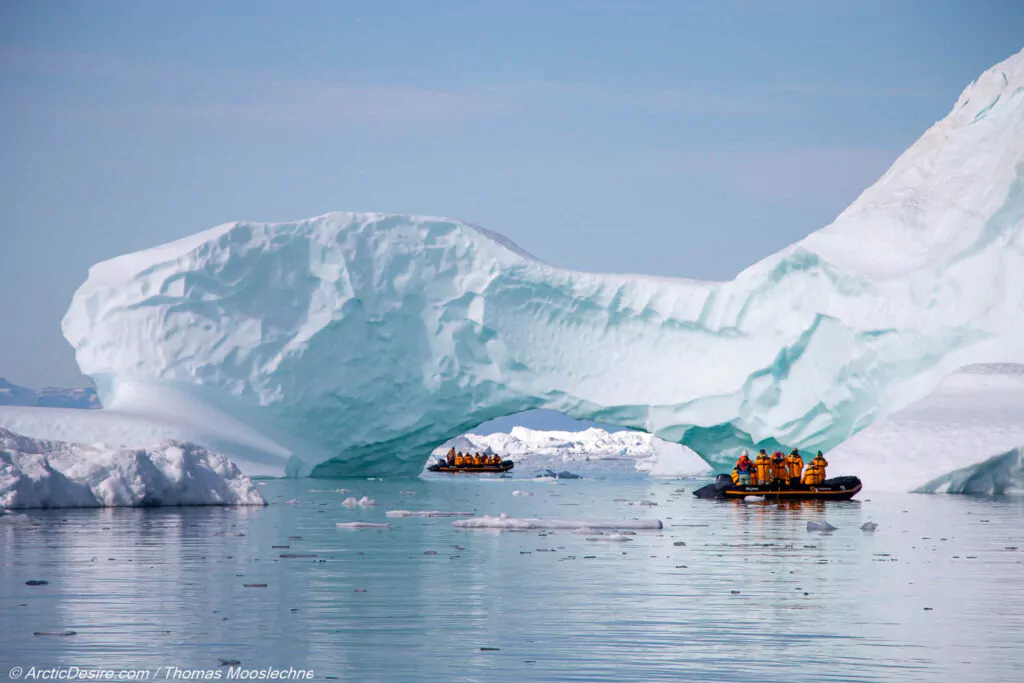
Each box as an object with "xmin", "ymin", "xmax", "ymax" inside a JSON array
[
  {"xmin": 385, "ymin": 510, "xmax": 473, "ymax": 517},
  {"xmin": 860, "ymin": 522, "xmax": 879, "ymax": 531},
  {"xmin": 743, "ymin": 495, "xmax": 766, "ymax": 502},
  {"xmin": 807, "ymin": 521, "xmax": 838, "ymax": 532},
  {"xmin": 628, "ymin": 500, "xmax": 658, "ymax": 506},
  {"xmin": 342, "ymin": 496, "xmax": 377, "ymax": 508},
  {"xmin": 452, "ymin": 513, "xmax": 663, "ymax": 530},
  {"xmin": 335, "ymin": 521, "xmax": 389, "ymax": 529},
  {"xmin": 281, "ymin": 498, "xmax": 300, "ymax": 505},
  {"xmin": 586, "ymin": 533, "xmax": 633, "ymax": 542},
  {"xmin": 512, "ymin": 490, "xmax": 533, "ymax": 496}
]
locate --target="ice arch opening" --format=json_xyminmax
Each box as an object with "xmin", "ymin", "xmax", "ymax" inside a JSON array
[{"xmin": 412, "ymin": 409, "xmax": 714, "ymax": 478}]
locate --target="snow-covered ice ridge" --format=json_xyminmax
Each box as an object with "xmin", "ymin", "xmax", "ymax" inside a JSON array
[
  {"xmin": 430, "ymin": 426, "xmax": 710, "ymax": 477},
  {"xmin": 52, "ymin": 49, "xmax": 1024, "ymax": 480},
  {"xmin": 0, "ymin": 428, "xmax": 265, "ymax": 509}
]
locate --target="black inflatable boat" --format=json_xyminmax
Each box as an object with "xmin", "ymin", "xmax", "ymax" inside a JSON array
[
  {"xmin": 427, "ymin": 460, "xmax": 514, "ymax": 474},
  {"xmin": 693, "ymin": 473, "xmax": 862, "ymax": 501}
]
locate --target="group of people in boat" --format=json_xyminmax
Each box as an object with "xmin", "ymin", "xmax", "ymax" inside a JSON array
[
  {"xmin": 732, "ymin": 448, "xmax": 829, "ymax": 487},
  {"xmin": 443, "ymin": 447, "xmax": 503, "ymax": 467}
]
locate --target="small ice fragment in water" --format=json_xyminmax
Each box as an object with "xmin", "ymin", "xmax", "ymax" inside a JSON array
[
  {"xmin": 336, "ymin": 522, "xmax": 389, "ymax": 529},
  {"xmin": 342, "ymin": 496, "xmax": 377, "ymax": 508},
  {"xmin": 860, "ymin": 522, "xmax": 879, "ymax": 531},
  {"xmin": 807, "ymin": 521, "xmax": 838, "ymax": 532},
  {"xmin": 452, "ymin": 515, "xmax": 663, "ymax": 530},
  {"xmin": 282, "ymin": 499, "xmax": 300, "ymax": 505},
  {"xmin": 586, "ymin": 533, "xmax": 633, "ymax": 542},
  {"xmin": 512, "ymin": 490, "xmax": 533, "ymax": 496},
  {"xmin": 385, "ymin": 510, "xmax": 472, "ymax": 517},
  {"xmin": 744, "ymin": 495, "xmax": 766, "ymax": 502}
]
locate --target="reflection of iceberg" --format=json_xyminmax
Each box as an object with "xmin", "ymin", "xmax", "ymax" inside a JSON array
[
  {"xmin": 8, "ymin": 49, "xmax": 1019, "ymax": 478},
  {"xmin": 828, "ymin": 365, "xmax": 1024, "ymax": 493},
  {"xmin": 0, "ymin": 427, "xmax": 265, "ymax": 508}
]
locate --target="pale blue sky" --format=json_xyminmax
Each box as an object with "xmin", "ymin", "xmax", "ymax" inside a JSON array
[{"xmin": 1, "ymin": 1, "xmax": 1022, "ymax": 388}]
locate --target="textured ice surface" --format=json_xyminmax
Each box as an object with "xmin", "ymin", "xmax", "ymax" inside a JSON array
[
  {"xmin": 829, "ymin": 364, "xmax": 1024, "ymax": 494},
  {"xmin": 451, "ymin": 514, "xmax": 664, "ymax": 530},
  {"xmin": 430, "ymin": 426, "xmax": 709, "ymax": 476},
  {"xmin": 0, "ymin": 428, "xmax": 265, "ymax": 509},
  {"xmin": 46, "ymin": 49, "xmax": 1024, "ymax": 478}
]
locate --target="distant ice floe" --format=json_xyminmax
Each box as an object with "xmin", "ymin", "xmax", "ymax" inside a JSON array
[
  {"xmin": 336, "ymin": 521, "xmax": 389, "ymax": 529},
  {"xmin": 452, "ymin": 513, "xmax": 663, "ymax": 530},
  {"xmin": 0, "ymin": 427, "xmax": 264, "ymax": 509},
  {"xmin": 511, "ymin": 490, "xmax": 533, "ymax": 496}
]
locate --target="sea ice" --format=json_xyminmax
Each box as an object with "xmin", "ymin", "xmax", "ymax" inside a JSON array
[
  {"xmin": 384, "ymin": 510, "xmax": 473, "ymax": 517},
  {"xmin": 0, "ymin": 427, "xmax": 264, "ymax": 509},
  {"xmin": 452, "ymin": 513, "xmax": 663, "ymax": 530},
  {"xmin": 807, "ymin": 521, "xmax": 838, "ymax": 532},
  {"xmin": 335, "ymin": 522, "xmax": 389, "ymax": 529}
]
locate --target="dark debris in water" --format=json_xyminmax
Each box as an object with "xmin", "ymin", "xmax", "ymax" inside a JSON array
[{"xmin": 25, "ymin": 580, "xmax": 49, "ymax": 586}]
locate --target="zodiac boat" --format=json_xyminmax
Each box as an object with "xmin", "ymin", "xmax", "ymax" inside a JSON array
[{"xmin": 693, "ymin": 473, "xmax": 862, "ymax": 501}]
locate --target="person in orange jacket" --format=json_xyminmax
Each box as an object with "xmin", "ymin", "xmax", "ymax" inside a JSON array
[
  {"xmin": 770, "ymin": 451, "xmax": 787, "ymax": 483},
  {"xmin": 810, "ymin": 451, "xmax": 828, "ymax": 483},
  {"xmin": 754, "ymin": 449, "xmax": 772, "ymax": 484},
  {"xmin": 786, "ymin": 448, "xmax": 804, "ymax": 486}
]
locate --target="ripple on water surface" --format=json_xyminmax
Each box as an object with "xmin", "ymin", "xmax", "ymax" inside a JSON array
[{"xmin": 1, "ymin": 477, "xmax": 1023, "ymax": 682}]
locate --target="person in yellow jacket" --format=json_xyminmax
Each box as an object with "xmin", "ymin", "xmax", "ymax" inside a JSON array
[
  {"xmin": 770, "ymin": 451, "xmax": 787, "ymax": 483},
  {"xmin": 786, "ymin": 449, "xmax": 804, "ymax": 486},
  {"xmin": 454, "ymin": 452, "xmax": 464, "ymax": 467},
  {"xmin": 802, "ymin": 461, "xmax": 819, "ymax": 486},
  {"xmin": 811, "ymin": 451, "xmax": 828, "ymax": 483},
  {"xmin": 754, "ymin": 449, "xmax": 772, "ymax": 485}
]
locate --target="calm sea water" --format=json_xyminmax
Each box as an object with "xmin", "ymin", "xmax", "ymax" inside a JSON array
[{"xmin": 2, "ymin": 474, "xmax": 1023, "ymax": 682}]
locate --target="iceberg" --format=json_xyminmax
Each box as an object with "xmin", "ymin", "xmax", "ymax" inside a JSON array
[
  {"xmin": 829, "ymin": 364, "xmax": 1024, "ymax": 494},
  {"xmin": 0, "ymin": 427, "xmax": 265, "ymax": 508},
  {"xmin": 15, "ymin": 48, "xmax": 1021, "ymax": 479}
]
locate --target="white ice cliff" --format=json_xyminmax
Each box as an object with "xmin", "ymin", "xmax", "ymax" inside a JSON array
[
  {"xmin": 0, "ymin": 428, "xmax": 265, "ymax": 509},
  {"xmin": 13, "ymin": 49, "xmax": 1021, "ymax": 483},
  {"xmin": 828, "ymin": 364, "xmax": 1024, "ymax": 495}
]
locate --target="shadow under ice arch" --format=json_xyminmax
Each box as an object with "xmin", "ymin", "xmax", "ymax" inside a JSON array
[{"xmin": 58, "ymin": 48, "xmax": 1024, "ymax": 478}]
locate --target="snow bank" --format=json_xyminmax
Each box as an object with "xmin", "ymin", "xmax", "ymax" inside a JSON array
[
  {"xmin": 0, "ymin": 428, "xmax": 265, "ymax": 509},
  {"xmin": 45, "ymin": 49, "xmax": 1024, "ymax": 477},
  {"xmin": 829, "ymin": 364, "xmax": 1024, "ymax": 494},
  {"xmin": 451, "ymin": 513, "xmax": 663, "ymax": 530}
]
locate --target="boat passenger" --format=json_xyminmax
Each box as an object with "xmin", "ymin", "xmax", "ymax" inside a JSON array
[
  {"xmin": 474, "ymin": 453, "xmax": 484, "ymax": 466},
  {"xmin": 755, "ymin": 449, "xmax": 771, "ymax": 485},
  {"xmin": 492, "ymin": 454, "xmax": 502, "ymax": 465},
  {"xmin": 770, "ymin": 451, "xmax": 787, "ymax": 482},
  {"xmin": 811, "ymin": 451, "xmax": 828, "ymax": 482},
  {"xmin": 735, "ymin": 451, "xmax": 755, "ymax": 485},
  {"xmin": 786, "ymin": 449, "xmax": 804, "ymax": 486},
  {"xmin": 447, "ymin": 448, "xmax": 456, "ymax": 465},
  {"xmin": 454, "ymin": 453, "xmax": 465, "ymax": 467}
]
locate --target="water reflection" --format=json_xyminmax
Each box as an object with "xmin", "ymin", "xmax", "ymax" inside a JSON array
[{"xmin": 2, "ymin": 479, "xmax": 1022, "ymax": 682}]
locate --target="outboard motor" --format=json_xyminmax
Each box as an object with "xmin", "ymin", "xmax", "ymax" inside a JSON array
[{"xmin": 693, "ymin": 473, "xmax": 735, "ymax": 499}]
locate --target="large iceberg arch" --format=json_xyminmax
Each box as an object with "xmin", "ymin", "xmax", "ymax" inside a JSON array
[{"xmin": 53, "ymin": 49, "xmax": 1024, "ymax": 479}]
